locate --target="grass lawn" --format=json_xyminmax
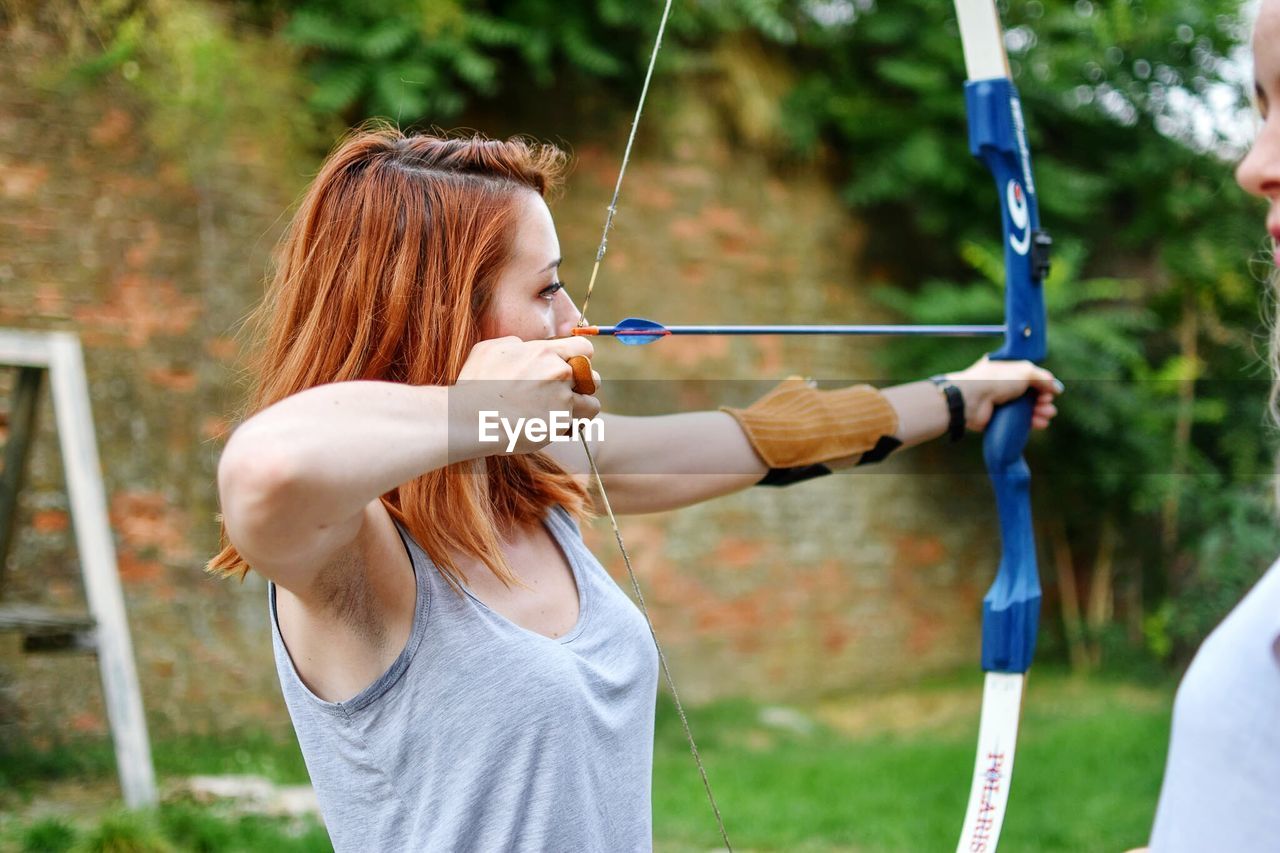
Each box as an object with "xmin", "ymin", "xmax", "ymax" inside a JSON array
[
  {"xmin": 0, "ymin": 668, "xmax": 1173, "ymax": 852},
  {"xmin": 653, "ymin": 668, "xmax": 1173, "ymax": 852}
]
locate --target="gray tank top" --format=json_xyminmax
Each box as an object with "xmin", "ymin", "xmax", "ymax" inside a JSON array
[{"xmin": 268, "ymin": 506, "xmax": 660, "ymax": 852}]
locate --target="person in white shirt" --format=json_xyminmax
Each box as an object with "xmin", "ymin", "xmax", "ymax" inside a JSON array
[{"xmin": 1140, "ymin": 3, "xmax": 1280, "ymax": 850}]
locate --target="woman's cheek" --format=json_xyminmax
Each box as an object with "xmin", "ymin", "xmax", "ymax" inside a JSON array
[{"xmin": 535, "ymin": 301, "xmax": 559, "ymax": 340}]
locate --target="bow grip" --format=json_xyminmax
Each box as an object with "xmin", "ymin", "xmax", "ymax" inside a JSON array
[{"xmin": 980, "ymin": 395, "xmax": 1041, "ymax": 673}]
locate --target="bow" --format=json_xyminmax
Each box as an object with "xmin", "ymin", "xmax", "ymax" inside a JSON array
[
  {"xmin": 576, "ymin": 2, "xmax": 1049, "ymax": 850},
  {"xmin": 952, "ymin": 1, "xmax": 1049, "ymax": 850}
]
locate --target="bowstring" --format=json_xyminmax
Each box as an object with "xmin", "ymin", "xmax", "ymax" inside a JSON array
[
  {"xmin": 576, "ymin": 0, "xmax": 673, "ymax": 327},
  {"xmin": 575, "ymin": 0, "xmax": 733, "ymax": 849},
  {"xmin": 579, "ymin": 441, "xmax": 731, "ymax": 850}
]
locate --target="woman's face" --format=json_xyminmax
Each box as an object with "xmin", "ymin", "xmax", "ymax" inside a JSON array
[
  {"xmin": 482, "ymin": 192, "xmax": 582, "ymax": 341},
  {"xmin": 1237, "ymin": 0, "xmax": 1280, "ymax": 264}
]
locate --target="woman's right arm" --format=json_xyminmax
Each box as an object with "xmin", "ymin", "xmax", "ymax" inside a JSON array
[
  {"xmin": 216, "ymin": 381, "xmax": 485, "ymax": 594},
  {"xmin": 215, "ymin": 336, "xmax": 598, "ymax": 595}
]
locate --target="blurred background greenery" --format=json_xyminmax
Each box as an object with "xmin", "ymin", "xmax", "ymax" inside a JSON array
[{"xmin": 0, "ymin": 0, "xmax": 1274, "ymax": 850}]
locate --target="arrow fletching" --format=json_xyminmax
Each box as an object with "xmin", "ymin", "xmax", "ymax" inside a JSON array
[
  {"xmin": 612, "ymin": 317, "xmax": 669, "ymax": 345},
  {"xmin": 572, "ymin": 316, "xmax": 670, "ymax": 344}
]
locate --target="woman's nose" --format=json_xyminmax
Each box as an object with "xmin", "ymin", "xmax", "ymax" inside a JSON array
[
  {"xmin": 1237, "ymin": 118, "xmax": 1280, "ymax": 199},
  {"xmin": 553, "ymin": 286, "xmax": 584, "ymax": 337}
]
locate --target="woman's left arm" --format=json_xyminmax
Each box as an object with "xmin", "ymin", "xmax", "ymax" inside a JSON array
[
  {"xmin": 549, "ymin": 359, "xmax": 1060, "ymax": 515},
  {"xmin": 580, "ymin": 382, "xmax": 962, "ymax": 515},
  {"xmin": 562, "ymin": 409, "xmax": 766, "ymax": 515}
]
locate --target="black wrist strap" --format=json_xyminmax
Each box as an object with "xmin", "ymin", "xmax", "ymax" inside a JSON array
[
  {"xmin": 757, "ymin": 463, "xmax": 832, "ymax": 487},
  {"xmin": 929, "ymin": 375, "xmax": 966, "ymax": 443},
  {"xmin": 756, "ymin": 434, "xmax": 904, "ymax": 486},
  {"xmin": 855, "ymin": 435, "xmax": 903, "ymax": 465}
]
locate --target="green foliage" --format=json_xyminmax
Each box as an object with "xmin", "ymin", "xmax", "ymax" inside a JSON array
[
  {"xmin": 0, "ymin": 731, "xmax": 327, "ymax": 851},
  {"xmin": 1168, "ymin": 483, "xmax": 1280, "ymax": 650},
  {"xmin": 149, "ymin": 730, "xmax": 311, "ymax": 784},
  {"xmin": 156, "ymin": 802, "xmax": 331, "ymax": 852},
  {"xmin": 154, "ymin": 804, "xmax": 235, "ymax": 853},
  {"xmin": 771, "ymin": 0, "xmax": 1267, "ymax": 664},
  {"xmin": 20, "ymin": 818, "xmax": 77, "ymax": 853},
  {"xmin": 278, "ymin": 0, "xmax": 641, "ymax": 122},
  {"xmin": 0, "ymin": 729, "xmax": 311, "ymax": 792},
  {"xmin": 76, "ymin": 811, "xmax": 173, "ymax": 853},
  {"xmin": 877, "ymin": 235, "xmax": 1168, "ymax": 521},
  {"xmin": 57, "ymin": 0, "xmax": 324, "ymax": 193},
  {"xmin": 7, "ymin": 806, "xmax": 331, "ymax": 853},
  {"xmin": 263, "ymin": 0, "xmax": 832, "ymax": 125},
  {"xmin": 0, "ymin": 737, "xmax": 115, "ymax": 795}
]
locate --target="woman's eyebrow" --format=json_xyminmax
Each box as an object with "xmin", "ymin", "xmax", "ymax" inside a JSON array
[{"xmin": 536, "ymin": 258, "xmax": 562, "ymax": 274}]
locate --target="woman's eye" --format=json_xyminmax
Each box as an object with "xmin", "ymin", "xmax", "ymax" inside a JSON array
[{"xmin": 539, "ymin": 280, "xmax": 565, "ymax": 300}]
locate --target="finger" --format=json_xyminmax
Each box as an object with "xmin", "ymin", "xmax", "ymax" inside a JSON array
[
  {"xmin": 572, "ymin": 393, "xmax": 601, "ymax": 422},
  {"xmin": 1032, "ymin": 401, "xmax": 1056, "ymax": 419},
  {"xmin": 567, "ymin": 355, "xmax": 596, "ymax": 395},
  {"xmin": 550, "ymin": 395, "xmax": 601, "ymax": 437},
  {"xmin": 1034, "ymin": 407, "xmax": 1056, "ymax": 426},
  {"xmin": 1026, "ymin": 366, "xmax": 1064, "ymax": 396},
  {"xmin": 544, "ymin": 336, "xmax": 595, "ymax": 360}
]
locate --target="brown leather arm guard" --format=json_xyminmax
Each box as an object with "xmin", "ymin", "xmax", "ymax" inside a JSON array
[{"xmin": 722, "ymin": 378, "xmax": 902, "ymax": 486}]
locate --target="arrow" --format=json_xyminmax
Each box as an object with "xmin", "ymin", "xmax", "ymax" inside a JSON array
[{"xmin": 573, "ymin": 316, "xmax": 1005, "ymax": 346}]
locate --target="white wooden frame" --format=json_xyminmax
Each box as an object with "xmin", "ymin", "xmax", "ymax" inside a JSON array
[{"xmin": 0, "ymin": 328, "xmax": 156, "ymax": 808}]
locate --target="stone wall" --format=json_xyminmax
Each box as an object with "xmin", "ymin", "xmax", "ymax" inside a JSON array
[{"xmin": 0, "ymin": 12, "xmax": 994, "ymax": 744}]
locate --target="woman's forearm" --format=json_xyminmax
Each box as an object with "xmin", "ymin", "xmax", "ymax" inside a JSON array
[
  {"xmin": 219, "ymin": 381, "xmax": 485, "ymax": 532},
  {"xmin": 580, "ymin": 411, "xmax": 765, "ymax": 514},
  {"xmin": 585, "ymin": 380, "xmax": 951, "ymax": 515},
  {"xmin": 882, "ymin": 380, "xmax": 951, "ymax": 449}
]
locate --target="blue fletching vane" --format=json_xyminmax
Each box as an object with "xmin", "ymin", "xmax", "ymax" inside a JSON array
[{"xmin": 614, "ymin": 316, "xmax": 669, "ymax": 346}]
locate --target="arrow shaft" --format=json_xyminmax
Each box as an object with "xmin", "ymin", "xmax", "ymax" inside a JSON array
[{"xmin": 578, "ymin": 323, "xmax": 1005, "ymax": 338}]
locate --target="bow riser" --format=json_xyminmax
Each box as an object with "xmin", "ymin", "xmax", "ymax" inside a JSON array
[
  {"xmin": 956, "ymin": 44, "xmax": 1049, "ymax": 851},
  {"xmin": 966, "ymin": 78, "xmax": 1047, "ymax": 365},
  {"xmin": 967, "ymin": 76, "xmax": 1047, "ymax": 674}
]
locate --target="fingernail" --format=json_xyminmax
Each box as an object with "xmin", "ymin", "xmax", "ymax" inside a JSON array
[{"xmin": 1053, "ymin": 379, "xmax": 1065, "ymax": 393}]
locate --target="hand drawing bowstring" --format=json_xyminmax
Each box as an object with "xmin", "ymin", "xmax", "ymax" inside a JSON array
[{"xmin": 570, "ymin": 0, "xmax": 734, "ymax": 849}]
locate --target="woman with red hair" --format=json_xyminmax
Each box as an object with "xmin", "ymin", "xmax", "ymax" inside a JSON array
[{"xmin": 210, "ymin": 125, "xmax": 1061, "ymax": 851}]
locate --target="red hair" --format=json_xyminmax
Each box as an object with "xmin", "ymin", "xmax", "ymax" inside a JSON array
[{"xmin": 207, "ymin": 124, "xmax": 589, "ymax": 587}]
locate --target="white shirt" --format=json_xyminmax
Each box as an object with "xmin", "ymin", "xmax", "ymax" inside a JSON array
[{"xmin": 1149, "ymin": 558, "xmax": 1280, "ymax": 851}]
